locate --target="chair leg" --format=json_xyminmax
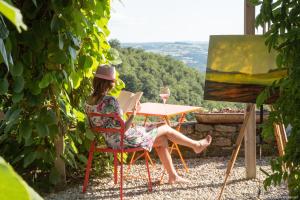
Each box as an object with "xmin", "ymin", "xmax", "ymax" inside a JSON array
[
  {"xmin": 114, "ymin": 152, "xmax": 118, "ymax": 184},
  {"xmin": 82, "ymin": 141, "xmax": 95, "ymax": 193},
  {"xmin": 145, "ymin": 151, "xmax": 152, "ymax": 192},
  {"xmin": 120, "ymin": 151, "xmax": 124, "ymax": 200}
]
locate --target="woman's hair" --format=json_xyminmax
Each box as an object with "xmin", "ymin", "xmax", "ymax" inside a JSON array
[{"xmin": 91, "ymin": 77, "xmax": 114, "ymax": 101}]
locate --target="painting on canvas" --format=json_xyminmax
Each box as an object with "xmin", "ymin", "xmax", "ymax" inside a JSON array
[{"xmin": 204, "ymin": 35, "xmax": 287, "ymax": 103}]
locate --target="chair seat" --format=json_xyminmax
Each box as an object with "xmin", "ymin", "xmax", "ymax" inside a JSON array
[{"xmin": 95, "ymin": 146, "xmax": 146, "ymax": 153}]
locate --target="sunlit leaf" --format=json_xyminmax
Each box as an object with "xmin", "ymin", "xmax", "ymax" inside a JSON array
[
  {"xmin": 68, "ymin": 46, "xmax": 76, "ymax": 60},
  {"xmin": 70, "ymin": 140, "xmax": 78, "ymax": 154},
  {"xmin": 39, "ymin": 73, "xmax": 53, "ymax": 89},
  {"xmin": 0, "ymin": 1, "xmax": 27, "ymax": 32},
  {"xmin": 0, "ymin": 38, "xmax": 8, "ymax": 68},
  {"xmin": 58, "ymin": 31, "xmax": 64, "ymax": 50},
  {"xmin": 73, "ymin": 108, "xmax": 85, "ymax": 122},
  {"xmin": 69, "ymin": 71, "xmax": 82, "ymax": 89},
  {"xmin": 79, "ymin": 55, "xmax": 93, "ymax": 69},
  {"xmin": 0, "ymin": 156, "xmax": 43, "ymax": 200}
]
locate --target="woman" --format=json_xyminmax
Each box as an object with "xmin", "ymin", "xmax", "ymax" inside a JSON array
[{"xmin": 86, "ymin": 64, "xmax": 212, "ymax": 184}]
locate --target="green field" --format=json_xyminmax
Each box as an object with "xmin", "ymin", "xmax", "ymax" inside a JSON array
[{"xmin": 206, "ymin": 69, "xmax": 287, "ymax": 86}]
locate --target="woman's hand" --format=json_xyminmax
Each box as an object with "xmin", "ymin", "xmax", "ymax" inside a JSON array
[
  {"xmin": 125, "ymin": 101, "xmax": 141, "ymax": 132},
  {"xmin": 132, "ymin": 101, "xmax": 141, "ymax": 116}
]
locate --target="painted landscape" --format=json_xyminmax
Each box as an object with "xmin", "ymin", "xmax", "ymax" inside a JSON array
[{"xmin": 204, "ymin": 35, "xmax": 287, "ymax": 103}]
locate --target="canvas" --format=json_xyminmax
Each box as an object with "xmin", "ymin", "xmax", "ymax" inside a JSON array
[{"xmin": 204, "ymin": 35, "xmax": 287, "ymax": 103}]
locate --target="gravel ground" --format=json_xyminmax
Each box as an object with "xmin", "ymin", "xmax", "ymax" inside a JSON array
[{"xmin": 45, "ymin": 157, "xmax": 289, "ymax": 200}]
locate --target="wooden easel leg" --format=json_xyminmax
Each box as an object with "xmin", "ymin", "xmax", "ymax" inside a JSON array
[
  {"xmin": 273, "ymin": 123, "xmax": 287, "ymax": 156},
  {"xmin": 278, "ymin": 123, "xmax": 287, "ymax": 146},
  {"xmin": 270, "ymin": 106, "xmax": 287, "ymax": 156},
  {"xmin": 217, "ymin": 105, "xmax": 255, "ymax": 200}
]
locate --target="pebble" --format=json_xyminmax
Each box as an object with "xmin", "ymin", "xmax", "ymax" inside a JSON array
[{"xmin": 45, "ymin": 157, "xmax": 289, "ymax": 200}]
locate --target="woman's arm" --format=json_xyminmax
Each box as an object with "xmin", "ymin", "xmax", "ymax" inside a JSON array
[
  {"xmin": 124, "ymin": 101, "xmax": 140, "ymax": 132},
  {"xmin": 124, "ymin": 114, "xmax": 135, "ymax": 132},
  {"xmin": 109, "ymin": 96, "xmax": 139, "ymax": 132}
]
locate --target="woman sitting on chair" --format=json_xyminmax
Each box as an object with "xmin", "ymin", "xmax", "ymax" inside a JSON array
[{"xmin": 86, "ymin": 64, "xmax": 212, "ymax": 184}]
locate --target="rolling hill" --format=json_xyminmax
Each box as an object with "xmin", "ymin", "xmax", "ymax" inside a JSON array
[{"xmin": 122, "ymin": 42, "xmax": 208, "ymax": 72}]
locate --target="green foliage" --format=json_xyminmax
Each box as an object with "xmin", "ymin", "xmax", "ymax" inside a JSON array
[
  {"xmin": 0, "ymin": 156, "xmax": 43, "ymax": 200},
  {"xmin": 253, "ymin": 0, "xmax": 300, "ymax": 198},
  {"xmin": 0, "ymin": 0, "xmax": 123, "ymax": 190},
  {"xmin": 110, "ymin": 40, "xmax": 244, "ymax": 112},
  {"xmin": 0, "ymin": 0, "xmax": 27, "ymax": 32}
]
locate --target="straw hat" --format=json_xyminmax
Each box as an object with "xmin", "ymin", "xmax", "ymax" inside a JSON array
[{"xmin": 94, "ymin": 65, "xmax": 116, "ymax": 81}]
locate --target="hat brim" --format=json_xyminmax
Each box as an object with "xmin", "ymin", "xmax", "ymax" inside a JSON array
[{"xmin": 94, "ymin": 74, "xmax": 116, "ymax": 81}]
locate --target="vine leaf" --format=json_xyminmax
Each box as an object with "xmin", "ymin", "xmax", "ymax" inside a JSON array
[{"xmin": 0, "ymin": 78, "xmax": 8, "ymax": 94}]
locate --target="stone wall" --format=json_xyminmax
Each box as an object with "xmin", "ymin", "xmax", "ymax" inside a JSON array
[{"xmin": 173, "ymin": 121, "xmax": 277, "ymax": 158}]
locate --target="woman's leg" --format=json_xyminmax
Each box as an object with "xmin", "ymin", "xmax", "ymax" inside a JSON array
[
  {"xmin": 153, "ymin": 136, "xmax": 188, "ymax": 183},
  {"xmin": 156, "ymin": 125, "xmax": 212, "ymax": 153}
]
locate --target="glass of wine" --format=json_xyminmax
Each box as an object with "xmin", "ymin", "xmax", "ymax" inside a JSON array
[{"xmin": 159, "ymin": 86, "xmax": 170, "ymax": 104}]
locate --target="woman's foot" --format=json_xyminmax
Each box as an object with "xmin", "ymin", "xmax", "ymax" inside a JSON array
[
  {"xmin": 194, "ymin": 135, "xmax": 212, "ymax": 154},
  {"xmin": 168, "ymin": 175, "xmax": 190, "ymax": 184}
]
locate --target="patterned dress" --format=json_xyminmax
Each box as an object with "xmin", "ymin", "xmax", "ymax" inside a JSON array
[{"xmin": 85, "ymin": 96, "xmax": 158, "ymax": 151}]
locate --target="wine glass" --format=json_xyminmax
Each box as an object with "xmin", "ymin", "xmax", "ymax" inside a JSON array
[{"xmin": 159, "ymin": 86, "xmax": 170, "ymax": 104}]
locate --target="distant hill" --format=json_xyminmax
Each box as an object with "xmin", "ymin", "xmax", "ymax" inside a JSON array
[{"xmin": 122, "ymin": 42, "xmax": 208, "ymax": 72}]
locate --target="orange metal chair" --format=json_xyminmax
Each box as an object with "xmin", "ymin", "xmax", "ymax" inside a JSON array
[{"xmin": 82, "ymin": 112, "xmax": 152, "ymax": 200}]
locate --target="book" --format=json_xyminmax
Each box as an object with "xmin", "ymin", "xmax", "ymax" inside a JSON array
[{"xmin": 117, "ymin": 90, "xmax": 143, "ymax": 114}]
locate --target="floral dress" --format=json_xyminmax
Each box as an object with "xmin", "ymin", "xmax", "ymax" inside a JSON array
[{"xmin": 85, "ymin": 96, "xmax": 158, "ymax": 151}]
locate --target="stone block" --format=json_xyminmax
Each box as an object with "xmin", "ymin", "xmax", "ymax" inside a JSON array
[
  {"xmin": 195, "ymin": 124, "xmax": 214, "ymax": 132},
  {"xmin": 215, "ymin": 125, "xmax": 237, "ymax": 132},
  {"xmin": 180, "ymin": 123, "xmax": 195, "ymax": 134},
  {"xmin": 213, "ymin": 137, "xmax": 231, "ymax": 146}
]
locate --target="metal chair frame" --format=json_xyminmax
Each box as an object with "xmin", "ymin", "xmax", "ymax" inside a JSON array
[{"xmin": 82, "ymin": 112, "xmax": 152, "ymax": 200}]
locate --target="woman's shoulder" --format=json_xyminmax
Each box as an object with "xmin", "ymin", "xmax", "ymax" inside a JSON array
[{"xmin": 85, "ymin": 95, "xmax": 116, "ymax": 105}]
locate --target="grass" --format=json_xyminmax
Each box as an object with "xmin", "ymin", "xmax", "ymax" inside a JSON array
[{"xmin": 206, "ymin": 69, "xmax": 287, "ymax": 86}]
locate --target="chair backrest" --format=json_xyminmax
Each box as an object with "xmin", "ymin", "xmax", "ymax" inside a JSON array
[{"xmin": 86, "ymin": 112, "xmax": 126, "ymax": 148}]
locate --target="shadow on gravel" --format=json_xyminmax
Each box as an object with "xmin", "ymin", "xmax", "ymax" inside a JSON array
[{"xmin": 83, "ymin": 177, "xmax": 249, "ymax": 199}]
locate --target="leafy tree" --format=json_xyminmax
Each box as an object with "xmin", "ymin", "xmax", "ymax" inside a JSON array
[
  {"xmin": 252, "ymin": 0, "xmax": 300, "ymax": 198},
  {"xmin": 0, "ymin": 0, "xmax": 123, "ymax": 189},
  {"xmin": 109, "ymin": 39, "xmax": 121, "ymax": 49}
]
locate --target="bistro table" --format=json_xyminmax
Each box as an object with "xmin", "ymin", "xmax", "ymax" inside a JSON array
[{"xmin": 127, "ymin": 102, "xmax": 202, "ymax": 173}]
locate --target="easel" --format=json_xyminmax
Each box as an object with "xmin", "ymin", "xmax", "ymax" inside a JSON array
[{"xmin": 217, "ymin": 104, "xmax": 287, "ymax": 200}]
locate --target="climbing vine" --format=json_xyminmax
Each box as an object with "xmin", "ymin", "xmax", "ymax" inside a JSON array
[
  {"xmin": 0, "ymin": 0, "xmax": 123, "ymax": 188},
  {"xmin": 252, "ymin": 0, "xmax": 300, "ymax": 198}
]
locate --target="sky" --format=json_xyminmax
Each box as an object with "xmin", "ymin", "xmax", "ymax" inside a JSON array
[{"xmin": 108, "ymin": 0, "xmax": 245, "ymax": 43}]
